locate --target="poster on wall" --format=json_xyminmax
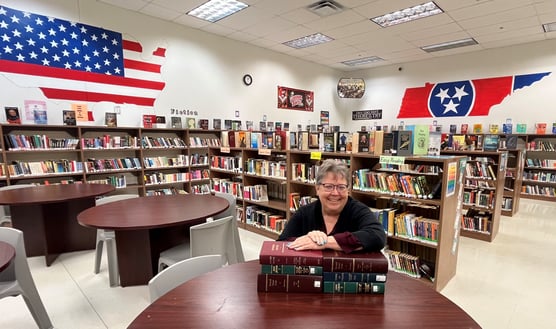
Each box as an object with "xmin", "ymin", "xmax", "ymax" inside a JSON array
[
  {"xmin": 277, "ymin": 86, "xmax": 314, "ymax": 112},
  {"xmin": 337, "ymin": 78, "xmax": 365, "ymax": 98}
]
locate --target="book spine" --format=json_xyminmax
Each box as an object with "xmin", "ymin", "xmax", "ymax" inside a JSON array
[
  {"xmin": 261, "ymin": 264, "xmax": 323, "ymax": 275},
  {"xmin": 257, "ymin": 274, "xmax": 323, "ymax": 293},
  {"xmin": 323, "ymin": 272, "xmax": 387, "ymax": 283},
  {"xmin": 322, "ymin": 257, "xmax": 388, "ymax": 273},
  {"xmin": 323, "ymin": 281, "xmax": 385, "ymax": 294}
]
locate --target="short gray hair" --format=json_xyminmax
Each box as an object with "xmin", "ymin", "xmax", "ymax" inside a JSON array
[{"xmin": 315, "ymin": 159, "xmax": 351, "ymax": 186}]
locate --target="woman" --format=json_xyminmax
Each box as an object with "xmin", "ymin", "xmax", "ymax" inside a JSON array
[{"xmin": 278, "ymin": 159, "xmax": 386, "ymax": 253}]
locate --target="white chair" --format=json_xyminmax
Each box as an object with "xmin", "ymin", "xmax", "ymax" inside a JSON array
[
  {"xmin": 148, "ymin": 254, "xmax": 223, "ymax": 303},
  {"xmin": 158, "ymin": 215, "xmax": 240, "ymax": 272},
  {"xmin": 0, "ymin": 227, "xmax": 53, "ymax": 329},
  {"xmin": 0, "ymin": 184, "xmax": 35, "ymax": 227},
  {"xmin": 94, "ymin": 194, "xmax": 139, "ymax": 286},
  {"xmin": 212, "ymin": 191, "xmax": 245, "ymax": 263}
]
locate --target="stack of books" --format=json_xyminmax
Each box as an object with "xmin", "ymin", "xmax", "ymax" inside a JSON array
[{"xmin": 257, "ymin": 241, "xmax": 388, "ymax": 294}]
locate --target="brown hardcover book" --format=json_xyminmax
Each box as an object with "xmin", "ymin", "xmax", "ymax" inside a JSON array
[
  {"xmin": 259, "ymin": 241, "xmax": 323, "ymax": 266},
  {"xmin": 322, "ymin": 250, "xmax": 388, "ymax": 273},
  {"xmin": 257, "ymin": 274, "xmax": 323, "ymax": 293}
]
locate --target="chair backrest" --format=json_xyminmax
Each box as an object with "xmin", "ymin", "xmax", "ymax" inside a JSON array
[
  {"xmin": 148, "ymin": 254, "xmax": 223, "ymax": 303},
  {"xmin": 190, "ymin": 215, "xmax": 236, "ymax": 265},
  {"xmin": 95, "ymin": 194, "xmax": 139, "ymax": 206},
  {"xmin": 0, "ymin": 227, "xmax": 35, "ymax": 291},
  {"xmin": 212, "ymin": 192, "xmax": 245, "ymax": 263},
  {"xmin": 0, "ymin": 185, "xmax": 35, "ymax": 222}
]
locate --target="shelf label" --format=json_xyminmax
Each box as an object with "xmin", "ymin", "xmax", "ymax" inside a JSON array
[
  {"xmin": 379, "ymin": 155, "xmax": 405, "ymax": 165},
  {"xmin": 310, "ymin": 152, "xmax": 322, "ymax": 160},
  {"xmin": 258, "ymin": 148, "xmax": 272, "ymax": 156},
  {"xmin": 220, "ymin": 147, "xmax": 230, "ymax": 153}
]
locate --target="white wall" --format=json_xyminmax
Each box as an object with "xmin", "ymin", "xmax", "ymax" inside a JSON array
[
  {"xmin": 345, "ymin": 38, "xmax": 556, "ymax": 133},
  {"xmin": 0, "ymin": 0, "xmax": 344, "ymax": 128}
]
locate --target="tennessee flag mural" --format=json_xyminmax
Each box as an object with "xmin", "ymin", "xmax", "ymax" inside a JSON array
[
  {"xmin": 397, "ymin": 72, "xmax": 551, "ymax": 118},
  {"xmin": 0, "ymin": 5, "xmax": 166, "ymax": 107}
]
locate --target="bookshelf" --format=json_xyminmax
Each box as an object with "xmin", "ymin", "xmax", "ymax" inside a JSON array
[
  {"xmin": 350, "ymin": 154, "xmax": 465, "ymax": 291},
  {"xmin": 501, "ymin": 149, "xmax": 524, "ymax": 216},
  {"xmin": 441, "ymin": 150, "xmax": 506, "ymax": 242},
  {"xmin": 522, "ymin": 134, "xmax": 556, "ymax": 202}
]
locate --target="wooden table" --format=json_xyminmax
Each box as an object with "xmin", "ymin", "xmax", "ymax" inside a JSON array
[
  {"xmin": 0, "ymin": 184, "xmax": 114, "ymax": 266},
  {"xmin": 77, "ymin": 194, "xmax": 229, "ymax": 287},
  {"xmin": 0, "ymin": 241, "xmax": 16, "ymax": 272},
  {"xmin": 128, "ymin": 261, "xmax": 481, "ymax": 329}
]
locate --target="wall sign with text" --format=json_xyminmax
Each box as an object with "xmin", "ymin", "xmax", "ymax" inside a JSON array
[
  {"xmin": 277, "ymin": 86, "xmax": 314, "ymax": 112},
  {"xmin": 352, "ymin": 109, "xmax": 382, "ymax": 120}
]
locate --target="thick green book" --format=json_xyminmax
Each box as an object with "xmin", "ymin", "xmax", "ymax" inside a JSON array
[
  {"xmin": 261, "ymin": 264, "xmax": 323, "ymax": 275},
  {"xmin": 323, "ymin": 281, "xmax": 385, "ymax": 294}
]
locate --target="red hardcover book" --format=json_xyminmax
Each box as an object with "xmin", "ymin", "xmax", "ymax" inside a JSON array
[
  {"xmin": 259, "ymin": 241, "xmax": 323, "ymax": 266},
  {"xmin": 322, "ymin": 250, "xmax": 388, "ymax": 273},
  {"xmin": 257, "ymin": 274, "xmax": 323, "ymax": 293}
]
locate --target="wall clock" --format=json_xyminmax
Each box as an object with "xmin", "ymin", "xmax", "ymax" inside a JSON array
[{"xmin": 243, "ymin": 74, "xmax": 252, "ymax": 86}]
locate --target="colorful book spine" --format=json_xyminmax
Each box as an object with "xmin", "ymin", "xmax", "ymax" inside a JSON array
[
  {"xmin": 257, "ymin": 274, "xmax": 323, "ymax": 293},
  {"xmin": 261, "ymin": 264, "xmax": 323, "ymax": 275},
  {"xmin": 322, "ymin": 250, "xmax": 389, "ymax": 273},
  {"xmin": 323, "ymin": 272, "xmax": 387, "ymax": 283},
  {"xmin": 323, "ymin": 281, "xmax": 385, "ymax": 294},
  {"xmin": 259, "ymin": 241, "xmax": 323, "ymax": 266}
]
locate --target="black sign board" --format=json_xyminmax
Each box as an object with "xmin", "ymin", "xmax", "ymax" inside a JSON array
[{"xmin": 352, "ymin": 109, "xmax": 382, "ymax": 120}]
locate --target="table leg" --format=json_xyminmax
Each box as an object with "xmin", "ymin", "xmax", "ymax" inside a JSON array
[{"xmin": 115, "ymin": 230, "xmax": 153, "ymax": 287}]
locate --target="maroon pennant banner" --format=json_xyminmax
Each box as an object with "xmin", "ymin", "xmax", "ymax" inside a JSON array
[{"xmin": 277, "ymin": 86, "xmax": 314, "ymax": 112}]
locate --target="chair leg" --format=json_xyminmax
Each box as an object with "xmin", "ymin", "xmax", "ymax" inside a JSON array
[
  {"xmin": 94, "ymin": 239, "xmax": 104, "ymax": 274},
  {"xmin": 106, "ymin": 238, "xmax": 119, "ymax": 287},
  {"xmin": 21, "ymin": 290, "xmax": 53, "ymax": 329}
]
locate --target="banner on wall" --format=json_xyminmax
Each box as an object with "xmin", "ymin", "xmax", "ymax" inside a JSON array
[
  {"xmin": 277, "ymin": 86, "xmax": 314, "ymax": 112},
  {"xmin": 0, "ymin": 5, "xmax": 166, "ymax": 107},
  {"xmin": 397, "ymin": 72, "xmax": 551, "ymax": 118}
]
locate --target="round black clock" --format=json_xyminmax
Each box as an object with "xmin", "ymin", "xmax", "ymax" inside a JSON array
[{"xmin": 243, "ymin": 74, "xmax": 252, "ymax": 86}]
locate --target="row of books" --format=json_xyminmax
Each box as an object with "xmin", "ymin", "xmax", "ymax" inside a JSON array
[
  {"xmin": 4, "ymin": 134, "xmax": 80, "ymax": 150},
  {"xmin": 243, "ymin": 184, "xmax": 269, "ymax": 202},
  {"xmin": 244, "ymin": 158, "xmax": 287, "ymax": 179},
  {"xmin": 257, "ymin": 241, "xmax": 388, "ymax": 294},
  {"xmin": 189, "ymin": 136, "xmax": 221, "ymax": 148},
  {"xmin": 501, "ymin": 197, "xmax": 514, "ymax": 211},
  {"xmin": 464, "ymin": 162, "xmax": 497, "ymax": 179},
  {"xmin": 245, "ymin": 206, "xmax": 286, "ymax": 233},
  {"xmin": 141, "ymin": 136, "xmax": 187, "ymax": 149},
  {"xmin": 383, "ymin": 249, "xmax": 422, "ymax": 279},
  {"xmin": 189, "ymin": 153, "xmax": 209, "ymax": 166},
  {"xmin": 352, "ymin": 169, "xmax": 441, "ymax": 200},
  {"xmin": 88, "ymin": 175, "xmax": 127, "ymax": 188},
  {"xmin": 462, "ymin": 190, "xmax": 495, "ymax": 209},
  {"xmin": 144, "ymin": 172, "xmax": 190, "ymax": 185},
  {"xmin": 190, "ymin": 184, "xmax": 211, "ymax": 194},
  {"xmin": 449, "ymin": 123, "xmax": 527, "ymax": 135},
  {"xmin": 461, "ymin": 209, "xmax": 492, "ymax": 234},
  {"xmin": 521, "ymin": 184, "xmax": 556, "ymax": 196},
  {"xmin": 82, "ymin": 135, "xmax": 138, "ymax": 149},
  {"xmin": 145, "ymin": 187, "xmax": 185, "ymax": 196},
  {"xmin": 210, "ymin": 178, "xmax": 243, "ymax": 198},
  {"xmin": 289, "ymin": 193, "xmax": 317, "ymax": 212},
  {"xmin": 526, "ymin": 140, "xmax": 555, "ymax": 151},
  {"xmin": 522, "ymin": 171, "xmax": 556, "ymax": 183},
  {"xmin": 525, "ymin": 158, "xmax": 556, "ymax": 168},
  {"xmin": 7, "ymin": 160, "xmax": 83, "ymax": 176},
  {"xmin": 84, "ymin": 157, "xmax": 142, "ymax": 173},
  {"xmin": 210, "ymin": 155, "xmax": 242, "ymax": 172},
  {"xmin": 143, "ymin": 155, "xmax": 189, "ymax": 168}
]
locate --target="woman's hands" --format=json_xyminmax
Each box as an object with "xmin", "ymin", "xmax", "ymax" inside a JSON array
[{"xmin": 287, "ymin": 230, "xmax": 329, "ymax": 250}]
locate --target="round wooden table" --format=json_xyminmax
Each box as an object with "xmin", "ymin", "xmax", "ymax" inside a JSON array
[
  {"xmin": 0, "ymin": 184, "xmax": 115, "ymax": 265},
  {"xmin": 0, "ymin": 241, "xmax": 16, "ymax": 272},
  {"xmin": 128, "ymin": 261, "xmax": 481, "ymax": 329},
  {"xmin": 78, "ymin": 194, "xmax": 229, "ymax": 286}
]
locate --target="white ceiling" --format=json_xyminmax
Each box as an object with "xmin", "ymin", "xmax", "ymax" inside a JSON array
[{"xmin": 97, "ymin": 0, "xmax": 556, "ymax": 71}]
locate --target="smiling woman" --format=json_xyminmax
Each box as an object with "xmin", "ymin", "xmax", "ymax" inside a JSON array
[{"xmin": 277, "ymin": 159, "xmax": 386, "ymax": 253}]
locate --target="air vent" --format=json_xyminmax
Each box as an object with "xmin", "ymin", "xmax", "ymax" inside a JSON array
[{"xmin": 307, "ymin": 0, "xmax": 344, "ymax": 17}]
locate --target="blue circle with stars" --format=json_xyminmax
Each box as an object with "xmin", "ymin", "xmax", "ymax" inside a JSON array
[{"xmin": 428, "ymin": 80, "xmax": 474, "ymax": 117}]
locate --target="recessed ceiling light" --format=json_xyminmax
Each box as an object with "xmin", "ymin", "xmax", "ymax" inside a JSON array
[
  {"xmin": 371, "ymin": 1, "xmax": 443, "ymax": 28},
  {"xmin": 187, "ymin": 0, "xmax": 248, "ymax": 23},
  {"xmin": 341, "ymin": 56, "xmax": 384, "ymax": 66},
  {"xmin": 421, "ymin": 38, "xmax": 478, "ymax": 53},
  {"xmin": 543, "ymin": 22, "xmax": 556, "ymax": 33},
  {"xmin": 283, "ymin": 33, "xmax": 334, "ymax": 49}
]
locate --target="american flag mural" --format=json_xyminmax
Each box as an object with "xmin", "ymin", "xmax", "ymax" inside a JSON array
[{"xmin": 0, "ymin": 5, "xmax": 166, "ymax": 107}]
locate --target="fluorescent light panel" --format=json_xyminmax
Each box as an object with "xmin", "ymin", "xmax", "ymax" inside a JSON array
[
  {"xmin": 187, "ymin": 0, "xmax": 248, "ymax": 23},
  {"xmin": 283, "ymin": 33, "xmax": 334, "ymax": 49},
  {"xmin": 543, "ymin": 22, "xmax": 556, "ymax": 32},
  {"xmin": 371, "ymin": 1, "xmax": 443, "ymax": 28},
  {"xmin": 342, "ymin": 56, "xmax": 384, "ymax": 66},
  {"xmin": 421, "ymin": 38, "xmax": 478, "ymax": 53}
]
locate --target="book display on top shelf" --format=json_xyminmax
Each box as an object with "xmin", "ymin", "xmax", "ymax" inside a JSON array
[
  {"xmin": 502, "ymin": 123, "xmax": 513, "ymax": 134},
  {"xmin": 142, "ymin": 114, "xmax": 156, "ymax": 128},
  {"xmin": 535, "ymin": 123, "xmax": 547, "ymax": 134},
  {"xmin": 516, "ymin": 123, "xmax": 527, "ymax": 134},
  {"xmin": 213, "ymin": 119, "xmax": 222, "ymax": 130},
  {"xmin": 105, "ymin": 113, "xmax": 117, "ymax": 127},
  {"xmin": 63, "ymin": 110, "xmax": 77, "ymax": 126},
  {"xmin": 171, "ymin": 117, "xmax": 182, "ymax": 129},
  {"xmin": 5, "ymin": 107, "xmax": 21, "ymax": 124}
]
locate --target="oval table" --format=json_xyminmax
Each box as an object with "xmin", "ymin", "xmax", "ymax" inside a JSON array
[
  {"xmin": 78, "ymin": 194, "xmax": 229, "ymax": 287},
  {"xmin": 128, "ymin": 260, "xmax": 481, "ymax": 329},
  {"xmin": 0, "ymin": 241, "xmax": 16, "ymax": 272},
  {"xmin": 0, "ymin": 184, "xmax": 115, "ymax": 265}
]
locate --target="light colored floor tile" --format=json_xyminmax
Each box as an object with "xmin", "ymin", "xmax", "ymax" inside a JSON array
[{"xmin": 1, "ymin": 199, "xmax": 554, "ymax": 329}]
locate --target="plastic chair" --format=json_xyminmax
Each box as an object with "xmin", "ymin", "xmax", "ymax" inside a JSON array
[
  {"xmin": 0, "ymin": 184, "xmax": 35, "ymax": 227},
  {"xmin": 0, "ymin": 227, "xmax": 53, "ymax": 329},
  {"xmin": 212, "ymin": 191, "xmax": 245, "ymax": 263},
  {"xmin": 94, "ymin": 194, "xmax": 139, "ymax": 286},
  {"xmin": 148, "ymin": 254, "xmax": 223, "ymax": 303},
  {"xmin": 158, "ymin": 215, "xmax": 239, "ymax": 272}
]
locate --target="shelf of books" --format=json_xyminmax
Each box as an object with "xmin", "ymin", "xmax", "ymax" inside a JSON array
[
  {"xmin": 350, "ymin": 153, "xmax": 465, "ymax": 291},
  {"xmin": 522, "ymin": 135, "xmax": 556, "ymax": 201},
  {"xmin": 441, "ymin": 150, "xmax": 506, "ymax": 242},
  {"xmin": 501, "ymin": 149, "xmax": 523, "ymax": 216}
]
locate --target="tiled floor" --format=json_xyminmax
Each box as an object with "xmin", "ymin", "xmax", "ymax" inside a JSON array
[{"xmin": 1, "ymin": 198, "xmax": 554, "ymax": 329}]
